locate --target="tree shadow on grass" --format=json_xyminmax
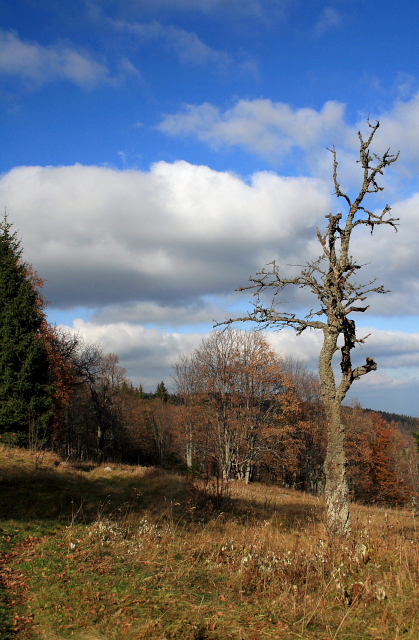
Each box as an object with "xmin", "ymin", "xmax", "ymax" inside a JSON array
[
  {"xmin": 234, "ymin": 496, "xmax": 324, "ymax": 528},
  {"xmin": 0, "ymin": 582, "xmax": 13, "ymax": 640},
  {"xmin": 0, "ymin": 465, "xmax": 189, "ymax": 524},
  {"xmin": 0, "ymin": 462, "xmax": 324, "ymax": 530}
]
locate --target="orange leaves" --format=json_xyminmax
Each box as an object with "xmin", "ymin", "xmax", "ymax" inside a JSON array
[
  {"xmin": 344, "ymin": 406, "xmax": 416, "ymax": 505},
  {"xmin": 173, "ymin": 329, "xmax": 290, "ymax": 480},
  {"xmin": 172, "ymin": 329, "xmax": 327, "ymax": 485},
  {"xmin": 42, "ymin": 323, "xmax": 76, "ymax": 406}
]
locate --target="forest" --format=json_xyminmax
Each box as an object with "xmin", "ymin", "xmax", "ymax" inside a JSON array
[
  {"xmin": 1, "ymin": 214, "xmax": 418, "ymax": 509},
  {"xmin": 2, "ymin": 212, "xmax": 419, "ymax": 640}
]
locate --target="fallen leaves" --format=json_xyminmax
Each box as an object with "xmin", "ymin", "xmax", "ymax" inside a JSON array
[{"xmin": 0, "ymin": 533, "xmax": 43, "ymax": 637}]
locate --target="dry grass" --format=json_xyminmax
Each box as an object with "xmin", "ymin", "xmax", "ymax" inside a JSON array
[{"xmin": 1, "ymin": 445, "xmax": 419, "ymax": 639}]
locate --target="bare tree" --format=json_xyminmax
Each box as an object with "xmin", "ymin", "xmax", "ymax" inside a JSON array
[
  {"xmin": 173, "ymin": 329, "xmax": 290, "ymax": 482},
  {"xmin": 218, "ymin": 122, "xmax": 399, "ymax": 534},
  {"xmin": 59, "ymin": 342, "xmax": 129, "ymax": 461},
  {"xmin": 172, "ymin": 354, "xmax": 201, "ymax": 470}
]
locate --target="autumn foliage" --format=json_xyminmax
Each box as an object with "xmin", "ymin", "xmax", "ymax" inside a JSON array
[
  {"xmin": 0, "ymin": 216, "xmax": 417, "ymax": 506},
  {"xmin": 345, "ymin": 405, "xmax": 416, "ymax": 504}
]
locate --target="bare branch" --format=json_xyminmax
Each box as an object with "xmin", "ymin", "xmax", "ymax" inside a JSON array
[
  {"xmin": 215, "ymin": 307, "xmax": 327, "ymax": 333},
  {"xmin": 218, "ymin": 120, "xmax": 400, "ymax": 533},
  {"xmin": 354, "ymin": 203, "xmax": 399, "ymax": 234},
  {"xmin": 352, "ymin": 357, "xmax": 377, "ymax": 381},
  {"xmin": 344, "ymin": 305, "xmax": 369, "ymax": 315},
  {"xmin": 327, "ymin": 146, "xmax": 352, "ymax": 208}
]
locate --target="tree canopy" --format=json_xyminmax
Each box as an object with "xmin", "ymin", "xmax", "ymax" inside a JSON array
[{"xmin": 0, "ymin": 216, "xmax": 52, "ymax": 438}]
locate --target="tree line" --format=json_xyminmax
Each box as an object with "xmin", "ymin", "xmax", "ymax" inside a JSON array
[
  {"xmin": 2, "ymin": 123, "xmax": 411, "ymax": 534},
  {"xmin": 0, "ymin": 214, "xmax": 416, "ymax": 507}
]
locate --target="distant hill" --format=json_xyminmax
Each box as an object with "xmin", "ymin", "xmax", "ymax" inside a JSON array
[{"xmin": 364, "ymin": 408, "xmax": 419, "ymax": 436}]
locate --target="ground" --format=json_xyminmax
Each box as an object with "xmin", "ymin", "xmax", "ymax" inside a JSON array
[{"xmin": 1, "ymin": 445, "xmax": 419, "ymax": 639}]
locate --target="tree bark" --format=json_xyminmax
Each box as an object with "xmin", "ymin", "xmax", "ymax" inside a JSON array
[
  {"xmin": 186, "ymin": 427, "xmax": 193, "ymax": 470},
  {"xmin": 323, "ymin": 399, "xmax": 350, "ymax": 534},
  {"xmin": 319, "ymin": 330, "xmax": 350, "ymax": 534}
]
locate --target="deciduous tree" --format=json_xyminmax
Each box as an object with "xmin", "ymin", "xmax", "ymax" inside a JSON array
[
  {"xmin": 173, "ymin": 329, "xmax": 293, "ymax": 482},
  {"xmin": 344, "ymin": 406, "xmax": 414, "ymax": 504},
  {"xmin": 219, "ymin": 122, "xmax": 399, "ymax": 534}
]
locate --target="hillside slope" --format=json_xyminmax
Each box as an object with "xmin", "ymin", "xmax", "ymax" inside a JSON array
[{"xmin": 1, "ymin": 445, "xmax": 419, "ymax": 639}]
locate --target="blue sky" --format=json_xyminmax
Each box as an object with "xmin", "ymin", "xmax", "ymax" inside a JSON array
[{"xmin": 1, "ymin": 0, "xmax": 419, "ymax": 415}]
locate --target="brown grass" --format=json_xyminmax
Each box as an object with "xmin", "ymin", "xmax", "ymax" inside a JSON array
[{"xmin": 1, "ymin": 445, "xmax": 419, "ymax": 639}]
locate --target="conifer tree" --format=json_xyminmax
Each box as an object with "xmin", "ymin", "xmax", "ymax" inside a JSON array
[
  {"xmin": 155, "ymin": 381, "xmax": 169, "ymax": 402},
  {"xmin": 0, "ymin": 215, "xmax": 51, "ymax": 438}
]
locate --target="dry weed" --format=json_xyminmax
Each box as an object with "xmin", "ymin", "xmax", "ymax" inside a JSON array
[{"xmin": 1, "ymin": 450, "xmax": 419, "ymax": 639}]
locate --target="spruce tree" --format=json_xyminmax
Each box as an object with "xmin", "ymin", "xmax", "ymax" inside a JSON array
[
  {"xmin": 155, "ymin": 381, "xmax": 169, "ymax": 402},
  {"xmin": 0, "ymin": 215, "xmax": 51, "ymax": 439}
]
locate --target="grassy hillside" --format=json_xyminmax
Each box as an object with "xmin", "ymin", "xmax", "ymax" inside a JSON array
[{"xmin": 1, "ymin": 445, "xmax": 419, "ymax": 639}]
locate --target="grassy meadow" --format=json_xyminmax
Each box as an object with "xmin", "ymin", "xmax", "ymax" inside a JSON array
[{"xmin": 1, "ymin": 444, "xmax": 419, "ymax": 639}]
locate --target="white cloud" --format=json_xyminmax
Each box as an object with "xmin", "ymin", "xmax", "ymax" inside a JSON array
[
  {"xmin": 157, "ymin": 92, "xmax": 419, "ymax": 197},
  {"xmin": 345, "ymin": 191, "xmax": 419, "ymax": 315},
  {"xmin": 369, "ymin": 94, "xmax": 419, "ymax": 170},
  {"xmin": 158, "ymin": 99, "xmax": 347, "ymax": 162},
  {"xmin": 119, "ymin": 0, "xmax": 290, "ymax": 19},
  {"xmin": 1, "ymin": 157, "xmax": 417, "ymax": 320},
  {"xmin": 59, "ymin": 318, "xmax": 204, "ymax": 390},
  {"xmin": 0, "ymin": 29, "xmax": 111, "ymax": 88},
  {"xmin": 394, "ymin": 72, "xmax": 418, "ymax": 101},
  {"xmin": 266, "ymin": 327, "xmax": 323, "ymax": 366},
  {"xmin": 0, "ymin": 161, "xmax": 330, "ymax": 309},
  {"xmin": 351, "ymin": 329, "xmax": 419, "ymax": 370},
  {"xmin": 163, "ymin": 25, "xmax": 228, "ymax": 66}
]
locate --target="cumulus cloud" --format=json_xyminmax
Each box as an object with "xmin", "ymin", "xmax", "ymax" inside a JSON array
[
  {"xmin": 353, "ymin": 329, "xmax": 419, "ymax": 369},
  {"xmin": 0, "ymin": 29, "xmax": 112, "ymax": 88},
  {"xmin": 157, "ymin": 92, "xmax": 419, "ymax": 189},
  {"xmin": 1, "ymin": 157, "xmax": 417, "ymax": 319},
  {"xmin": 158, "ymin": 99, "xmax": 347, "ymax": 162},
  {"xmin": 0, "ymin": 161, "xmax": 331, "ymax": 309},
  {"xmin": 369, "ymin": 94, "xmax": 419, "ymax": 172},
  {"xmin": 59, "ymin": 318, "xmax": 204, "ymax": 390},
  {"xmin": 345, "ymin": 191, "xmax": 419, "ymax": 315},
  {"xmin": 109, "ymin": 0, "xmax": 289, "ymax": 19}
]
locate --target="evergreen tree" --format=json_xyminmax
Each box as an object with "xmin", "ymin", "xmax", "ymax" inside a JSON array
[
  {"xmin": 155, "ymin": 381, "xmax": 169, "ymax": 402},
  {"xmin": 0, "ymin": 216, "xmax": 52, "ymax": 438}
]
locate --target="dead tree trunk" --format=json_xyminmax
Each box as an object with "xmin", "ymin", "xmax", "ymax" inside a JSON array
[{"xmin": 218, "ymin": 120, "xmax": 399, "ymax": 535}]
